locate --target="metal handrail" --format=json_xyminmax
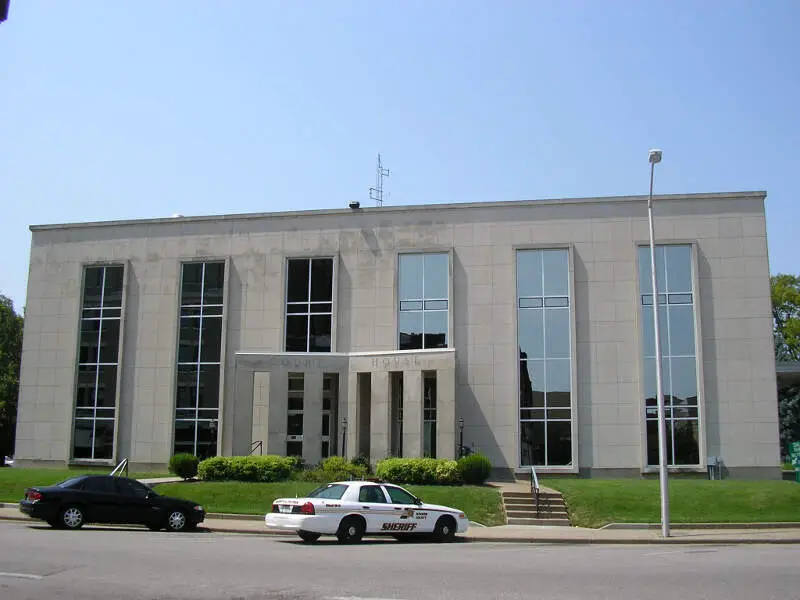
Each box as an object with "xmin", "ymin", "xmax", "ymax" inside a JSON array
[
  {"xmin": 110, "ymin": 458, "xmax": 129, "ymax": 478},
  {"xmin": 249, "ymin": 441, "xmax": 263, "ymax": 456},
  {"xmin": 530, "ymin": 465, "xmax": 540, "ymax": 517}
]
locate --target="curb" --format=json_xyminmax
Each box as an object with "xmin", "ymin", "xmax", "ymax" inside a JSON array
[{"xmin": 602, "ymin": 522, "xmax": 800, "ymax": 531}]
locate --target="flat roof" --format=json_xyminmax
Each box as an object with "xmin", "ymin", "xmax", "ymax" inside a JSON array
[{"xmin": 29, "ymin": 190, "xmax": 767, "ymax": 232}]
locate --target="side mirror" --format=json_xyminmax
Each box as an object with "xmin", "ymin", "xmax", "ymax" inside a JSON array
[{"xmin": 414, "ymin": 497, "xmax": 423, "ymax": 506}]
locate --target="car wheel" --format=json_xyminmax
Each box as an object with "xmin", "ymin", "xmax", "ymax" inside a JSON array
[
  {"xmin": 336, "ymin": 516, "xmax": 365, "ymax": 544},
  {"xmin": 298, "ymin": 530, "xmax": 321, "ymax": 544},
  {"xmin": 60, "ymin": 505, "xmax": 84, "ymax": 530},
  {"xmin": 165, "ymin": 510, "xmax": 188, "ymax": 532},
  {"xmin": 433, "ymin": 516, "xmax": 457, "ymax": 542}
]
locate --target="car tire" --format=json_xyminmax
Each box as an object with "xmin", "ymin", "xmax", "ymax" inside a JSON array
[
  {"xmin": 336, "ymin": 516, "xmax": 365, "ymax": 544},
  {"xmin": 298, "ymin": 530, "xmax": 321, "ymax": 544},
  {"xmin": 165, "ymin": 510, "xmax": 188, "ymax": 532},
  {"xmin": 60, "ymin": 505, "xmax": 84, "ymax": 530},
  {"xmin": 46, "ymin": 519, "xmax": 60, "ymax": 529},
  {"xmin": 433, "ymin": 516, "xmax": 457, "ymax": 542}
]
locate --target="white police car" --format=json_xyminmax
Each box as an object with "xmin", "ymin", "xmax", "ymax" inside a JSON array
[{"xmin": 264, "ymin": 480, "xmax": 469, "ymax": 544}]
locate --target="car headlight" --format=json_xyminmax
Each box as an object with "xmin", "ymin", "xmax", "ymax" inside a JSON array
[{"xmin": 194, "ymin": 505, "xmax": 204, "ymax": 511}]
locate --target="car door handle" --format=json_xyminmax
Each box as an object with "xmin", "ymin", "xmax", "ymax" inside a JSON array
[{"xmin": 362, "ymin": 506, "xmax": 370, "ymax": 509}]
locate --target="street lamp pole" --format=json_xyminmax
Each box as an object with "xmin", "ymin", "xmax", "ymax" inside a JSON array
[
  {"xmin": 458, "ymin": 417, "xmax": 465, "ymax": 458},
  {"xmin": 341, "ymin": 417, "xmax": 348, "ymax": 459},
  {"xmin": 647, "ymin": 148, "xmax": 670, "ymax": 538}
]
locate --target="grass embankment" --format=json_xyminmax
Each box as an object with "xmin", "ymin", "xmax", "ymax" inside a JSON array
[
  {"xmin": 0, "ymin": 468, "xmax": 168, "ymax": 502},
  {"xmin": 154, "ymin": 481, "xmax": 506, "ymax": 527},
  {"xmin": 544, "ymin": 479, "xmax": 800, "ymax": 528}
]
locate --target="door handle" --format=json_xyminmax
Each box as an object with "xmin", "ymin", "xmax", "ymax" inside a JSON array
[{"xmin": 362, "ymin": 506, "xmax": 370, "ymax": 509}]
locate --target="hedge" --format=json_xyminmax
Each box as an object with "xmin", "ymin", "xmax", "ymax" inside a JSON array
[
  {"xmin": 197, "ymin": 455, "xmax": 298, "ymax": 482},
  {"xmin": 169, "ymin": 453, "xmax": 199, "ymax": 480},
  {"xmin": 457, "ymin": 453, "xmax": 492, "ymax": 485},
  {"xmin": 375, "ymin": 454, "xmax": 493, "ymax": 485}
]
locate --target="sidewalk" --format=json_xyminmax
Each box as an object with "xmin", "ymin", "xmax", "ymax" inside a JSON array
[{"xmin": 2, "ymin": 506, "xmax": 799, "ymax": 544}]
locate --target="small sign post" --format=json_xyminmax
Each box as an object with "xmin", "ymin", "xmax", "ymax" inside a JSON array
[{"xmin": 789, "ymin": 441, "xmax": 800, "ymax": 484}]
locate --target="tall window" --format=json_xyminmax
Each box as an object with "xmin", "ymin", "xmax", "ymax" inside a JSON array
[
  {"xmin": 517, "ymin": 249, "xmax": 572, "ymax": 467},
  {"xmin": 73, "ymin": 265, "xmax": 125, "ymax": 460},
  {"xmin": 639, "ymin": 245, "xmax": 700, "ymax": 466},
  {"xmin": 423, "ymin": 372, "xmax": 437, "ymax": 457},
  {"xmin": 285, "ymin": 258, "xmax": 334, "ymax": 352},
  {"xmin": 322, "ymin": 374, "xmax": 338, "ymax": 459},
  {"xmin": 287, "ymin": 373, "xmax": 304, "ymax": 456},
  {"xmin": 398, "ymin": 253, "xmax": 449, "ymax": 350},
  {"xmin": 175, "ymin": 261, "xmax": 225, "ymax": 459}
]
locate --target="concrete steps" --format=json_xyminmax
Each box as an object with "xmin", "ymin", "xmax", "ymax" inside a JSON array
[{"xmin": 501, "ymin": 489, "xmax": 571, "ymax": 527}]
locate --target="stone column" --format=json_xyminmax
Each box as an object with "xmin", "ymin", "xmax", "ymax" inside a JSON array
[
  {"xmin": 231, "ymin": 367, "xmax": 254, "ymax": 456},
  {"xmin": 436, "ymin": 368, "xmax": 456, "ymax": 460},
  {"xmin": 345, "ymin": 371, "xmax": 359, "ymax": 459},
  {"xmin": 266, "ymin": 370, "xmax": 288, "ymax": 455},
  {"xmin": 402, "ymin": 370, "xmax": 424, "ymax": 458},
  {"xmin": 302, "ymin": 371, "xmax": 324, "ymax": 466},
  {"xmin": 250, "ymin": 372, "xmax": 269, "ymax": 454},
  {"xmin": 369, "ymin": 371, "xmax": 391, "ymax": 462}
]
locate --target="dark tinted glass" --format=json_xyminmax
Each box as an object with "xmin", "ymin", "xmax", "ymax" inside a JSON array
[
  {"xmin": 72, "ymin": 420, "xmax": 93, "ymax": 459},
  {"xmin": 673, "ymin": 420, "xmax": 699, "ymax": 464},
  {"xmin": 309, "ymin": 314, "xmax": 332, "ymax": 352},
  {"xmin": 197, "ymin": 365, "xmax": 220, "ymax": 409},
  {"xmin": 75, "ymin": 366, "xmax": 96, "ymax": 407},
  {"xmin": 79, "ymin": 319, "xmax": 101, "ymax": 364},
  {"xmin": 398, "ymin": 311, "xmax": 422, "ymax": 350},
  {"xmin": 287, "ymin": 413, "xmax": 303, "ymax": 436},
  {"xmin": 173, "ymin": 421, "xmax": 195, "ymax": 455},
  {"xmin": 308, "ymin": 484, "xmax": 347, "ymax": 499},
  {"xmin": 519, "ymin": 358, "xmax": 544, "ymax": 408},
  {"xmin": 82, "ymin": 477, "xmax": 116, "ymax": 494},
  {"xmin": 116, "ymin": 478, "xmax": 150, "ymax": 498},
  {"xmin": 285, "ymin": 315, "xmax": 308, "ymax": 351},
  {"xmin": 359, "ymin": 486, "xmax": 387, "ymax": 503},
  {"xmin": 82, "ymin": 267, "xmax": 105, "ymax": 308},
  {"xmin": 203, "ymin": 262, "xmax": 225, "ymax": 305},
  {"xmin": 385, "ymin": 486, "xmax": 416, "ymax": 505},
  {"xmin": 181, "ymin": 263, "xmax": 204, "ymax": 306},
  {"xmin": 176, "ymin": 364, "xmax": 198, "ymax": 408},
  {"xmin": 423, "ymin": 311, "xmax": 447, "ymax": 348},
  {"xmin": 103, "ymin": 266, "xmax": 125, "ymax": 307},
  {"xmin": 178, "ymin": 317, "xmax": 200, "ymax": 363},
  {"xmin": 520, "ymin": 420, "xmax": 545, "ymax": 466},
  {"xmin": 98, "ymin": 319, "xmax": 120, "ymax": 363},
  {"xmin": 93, "ymin": 420, "xmax": 115, "ymax": 459},
  {"xmin": 286, "ymin": 441, "xmax": 302, "ymax": 457},
  {"xmin": 96, "ymin": 365, "xmax": 118, "ymax": 407},
  {"xmin": 195, "ymin": 421, "xmax": 218, "ymax": 459},
  {"xmin": 286, "ymin": 259, "xmax": 310, "ymax": 303},
  {"xmin": 546, "ymin": 421, "xmax": 572, "ymax": 466},
  {"xmin": 200, "ymin": 316, "xmax": 223, "ymax": 362},
  {"xmin": 310, "ymin": 258, "xmax": 334, "ymax": 302}
]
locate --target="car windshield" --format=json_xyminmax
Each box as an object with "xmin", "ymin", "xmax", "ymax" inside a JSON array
[
  {"xmin": 306, "ymin": 484, "xmax": 348, "ymax": 500},
  {"xmin": 54, "ymin": 477, "xmax": 86, "ymax": 489}
]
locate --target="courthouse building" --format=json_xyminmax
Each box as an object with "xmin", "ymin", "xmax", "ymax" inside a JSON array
[{"xmin": 13, "ymin": 190, "xmax": 782, "ymax": 478}]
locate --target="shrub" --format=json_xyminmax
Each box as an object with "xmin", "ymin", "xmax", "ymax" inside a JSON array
[
  {"xmin": 197, "ymin": 456, "xmax": 229, "ymax": 481},
  {"xmin": 458, "ymin": 453, "xmax": 492, "ymax": 485},
  {"xmin": 169, "ymin": 453, "xmax": 199, "ymax": 480},
  {"xmin": 350, "ymin": 454, "xmax": 372, "ymax": 473},
  {"xmin": 197, "ymin": 455, "xmax": 296, "ymax": 482},
  {"xmin": 320, "ymin": 456, "xmax": 368, "ymax": 478},
  {"xmin": 376, "ymin": 457, "xmax": 461, "ymax": 485}
]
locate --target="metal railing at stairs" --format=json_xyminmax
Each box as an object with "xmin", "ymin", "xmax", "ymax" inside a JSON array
[
  {"xmin": 249, "ymin": 441, "xmax": 263, "ymax": 456},
  {"xmin": 110, "ymin": 458, "xmax": 129, "ymax": 478},
  {"xmin": 530, "ymin": 465, "xmax": 540, "ymax": 518}
]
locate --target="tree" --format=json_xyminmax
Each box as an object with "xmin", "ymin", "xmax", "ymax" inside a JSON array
[
  {"xmin": 0, "ymin": 295, "xmax": 23, "ymax": 463},
  {"xmin": 771, "ymin": 274, "xmax": 800, "ymax": 361}
]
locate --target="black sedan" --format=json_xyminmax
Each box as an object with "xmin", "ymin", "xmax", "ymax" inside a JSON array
[{"xmin": 19, "ymin": 474, "xmax": 205, "ymax": 532}]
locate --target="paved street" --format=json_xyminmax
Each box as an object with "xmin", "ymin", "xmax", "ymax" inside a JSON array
[{"xmin": 0, "ymin": 521, "xmax": 797, "ymax": 600}]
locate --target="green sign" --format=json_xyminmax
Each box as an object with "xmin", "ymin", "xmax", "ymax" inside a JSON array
[{"xmin": 790, "ymin": 441, "xmax": 800, "ymax": 468}]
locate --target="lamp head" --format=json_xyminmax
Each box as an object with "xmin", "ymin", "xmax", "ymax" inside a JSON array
[{"xmin": 648, "ymin": 149, "xmax": 662, "ymax": 164}]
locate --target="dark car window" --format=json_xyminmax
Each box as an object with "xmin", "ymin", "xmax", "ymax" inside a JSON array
[
  {"xmin": 56, "ymin": 477, "xmax": 87, "ymax": 489},
  {"xmin": 384, "ymin": 485, "xmax": 417, "ymax": 505},
  {"xmin": 359, "ymin": 486, "xmax": 387, "ymax": 504},
  {"xmin": 115, "ymin": 478, "xmax": 151, "ymax": 499},
  {"xmin": 81, "ymin": 477, "xmax": 117, "ymax": 494},
  {"xmin": 307, "ymin": 484, "xmax": 347, "ymax": 500}
]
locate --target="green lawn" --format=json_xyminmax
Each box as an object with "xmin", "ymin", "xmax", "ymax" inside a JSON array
[
  {"xmin": 153, "ymin": 481, "xmax": 505, "ymax": 526},
  {"xmin": 0, "ymin": 468, "xmax": 168, "ymax": 502},
  {"xmin": 544, "ymin": 479, "xmax": 800, "ymax": 528}
]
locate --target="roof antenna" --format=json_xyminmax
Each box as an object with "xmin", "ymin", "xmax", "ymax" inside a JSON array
[{"xmin": 369, "ymin": 153, "xmax": 390, "ymax": 207}]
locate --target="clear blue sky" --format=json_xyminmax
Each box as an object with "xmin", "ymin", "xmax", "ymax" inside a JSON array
[{"xmin": 2, "ymin": 1, "xmax": 798, "ymax": 312}]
